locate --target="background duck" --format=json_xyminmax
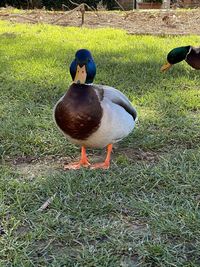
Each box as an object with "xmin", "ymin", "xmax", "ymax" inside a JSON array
[
  {"xmin": 161, "ymin": 45, "xmax": 200, "ymax": 72},
  {"xmin": 54, "ymin": 49, "xmax": 137, "ymax": 170}
]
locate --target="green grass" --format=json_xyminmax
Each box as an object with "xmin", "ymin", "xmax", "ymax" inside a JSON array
[{"xmin": 0, "ymin": 20, "xmax": 200, "ymax": 266}]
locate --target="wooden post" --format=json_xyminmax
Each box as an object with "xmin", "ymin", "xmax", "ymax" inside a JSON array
[
  {"xmin": 80, "ymin": 4, "xmax": 85, "ymax": 26},
  {"xmin": 133, "ymin": 0, "xmax": 137, "ymax": 9}
]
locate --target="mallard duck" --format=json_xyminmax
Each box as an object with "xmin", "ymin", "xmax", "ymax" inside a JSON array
[
  {"xmin": 161, "ymin": 46, "xmax": 200, "ymax": 72},
  {"xmin": 54, "ymin": 49, "xmax": 137, "ymax": 170}
]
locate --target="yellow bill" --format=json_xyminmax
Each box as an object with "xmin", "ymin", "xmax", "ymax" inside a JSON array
[
  {"xmin": 160, "ymin": 62, "xmax": 173, "ymax": 72},
  {"xmin": 74, "ymin": 65, "xmax": 87, "ymax": 84}
]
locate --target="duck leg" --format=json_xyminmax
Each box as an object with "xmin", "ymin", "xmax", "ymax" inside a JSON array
[
  {"xmin": 90, "ymin": 144, "xmax": 113, "ymax": 170},
  {"xmin": 64, "ymin": 146, "xmax": 90, "ymax": 170}
]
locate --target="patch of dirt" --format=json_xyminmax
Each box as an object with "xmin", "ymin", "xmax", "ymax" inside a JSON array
[
  {"xmin": 9, "ymin": 155, "xmax": 70, "ymax": 179},
  {"xmin": 10, "ymin": 147, "xmax": 159, "ymax": 179},
  {"xmin": 0, "ymin": 8, "xmax": 200, "ymax": 35},
  {"xmin": 118, "ymin": 147, "xmax": 159, "ymax": 162}
]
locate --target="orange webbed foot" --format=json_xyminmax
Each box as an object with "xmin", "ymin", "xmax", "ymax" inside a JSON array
[
  {"xmin": 90, "ymin": 144, "xmax": 113, "ymax": 170},
  {"xmin": 64, "ymin": 160, "xmax": 90, "ymax": 170},
  {"xmin": 63, "ymin": 146, "xmax": 90, "ymax": 170},
  {"xmin": 63, "ymin": 144, "xmax": 113, "ymax": 170},
  {"xmin": 64, "ymin": 162, "xmax": 82, "ymax": 170}
]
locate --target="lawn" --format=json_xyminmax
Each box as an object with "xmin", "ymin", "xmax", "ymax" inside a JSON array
[{"xmin": 0, "ymin": 20, "xmax": 200, "ymax": 266}]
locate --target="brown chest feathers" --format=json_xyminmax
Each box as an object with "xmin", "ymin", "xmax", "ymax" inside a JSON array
[
  {"xmin": 186, "ymin": 47, "xmax": 200, "ymax": 69},
  {"xmin": 54, "ymin": 83, "xmax": 103, "ymax": 140}
]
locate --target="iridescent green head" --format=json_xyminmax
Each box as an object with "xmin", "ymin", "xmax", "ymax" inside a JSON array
[
  {"xmin": 161, "ymin": 46, "xmax": 191, "ymax": 72},
  {"xmin": 167, "ymin": 46, "xmax": 191, "ymax": 64}
]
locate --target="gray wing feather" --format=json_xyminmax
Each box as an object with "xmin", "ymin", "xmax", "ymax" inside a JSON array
[{"xmin": 93, "ymin": 84, "xmax": 137, "ymax": 121}]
